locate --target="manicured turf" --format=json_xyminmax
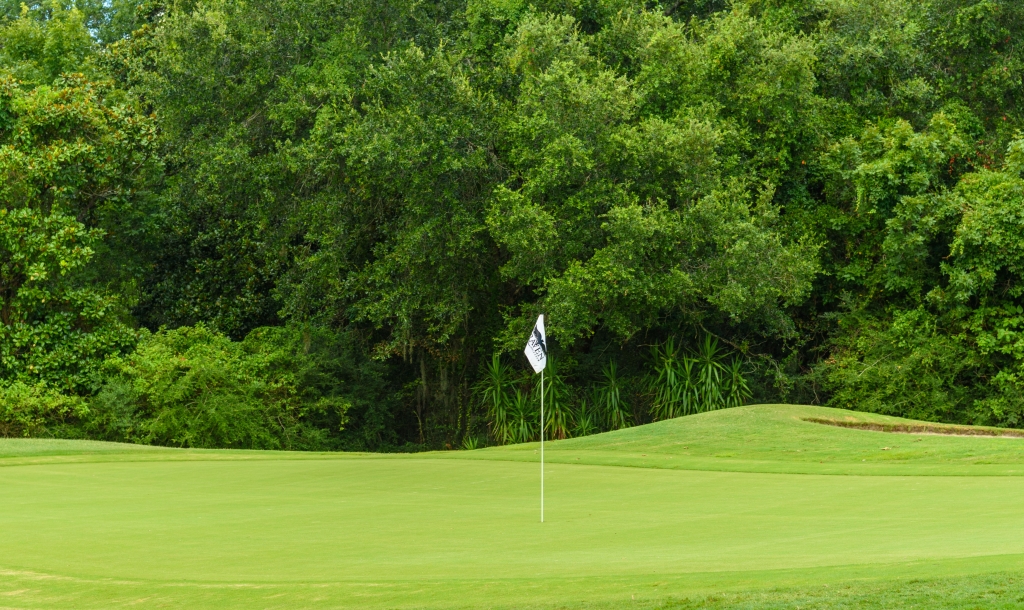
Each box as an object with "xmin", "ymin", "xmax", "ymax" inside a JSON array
[{"xmin": 2, "ymin": 405, "xmax": 1024, "ymax": 608}]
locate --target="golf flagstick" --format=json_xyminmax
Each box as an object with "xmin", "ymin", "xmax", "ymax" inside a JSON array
[{"xmin": 523, "ymin": 314, "xmax": 547, "ymax": 523}]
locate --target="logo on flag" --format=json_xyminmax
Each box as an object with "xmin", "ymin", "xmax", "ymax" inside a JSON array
[{"xmin": 524, "ymin": 314, "xmax": 547, "ymax": 373}]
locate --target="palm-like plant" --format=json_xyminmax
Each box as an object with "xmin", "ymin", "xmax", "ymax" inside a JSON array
[
  {"xmin": 695, "ymin": 335, "xmax": 724, "ymax": 412},
  {"xmin": 572, "ymin": 391, "xmax": 599, "ymax": 437},
  {"xmin": 473, "ymin": 354, "xmax": 515, "ymax": 444},
  {"xmin": 508, "ymin": 389, "xmax": 537, "ymax": 444},
  {"xmin": 648, "ymin": 338, "xmax": 696, "ymax": 420},
  {"xmin": 647, "ymin": 335, "xmax": 749, "ymax": 420},
  {"xmin": 597, "ymin": 361, "xmax": 631, "ymax": 429},
  {"xmin": 723, "ymin": 357, "xmax": 752, "ymax": 408},
  {"xmin": 677, "ymin": 357, "xmax": 699, "ymax": 415},
  {"xmin": 540, "ymin": 356, "xmax": 571, "ymax": 440}
]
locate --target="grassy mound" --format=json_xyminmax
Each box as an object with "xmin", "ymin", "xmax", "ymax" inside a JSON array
[
  {"xmin": 1, "ymin": 405, "xmax": 1023, "ymax": 609},
  {"xmin": 460, "ymin": 404, "xmax": 1024, "ymax": 476}
]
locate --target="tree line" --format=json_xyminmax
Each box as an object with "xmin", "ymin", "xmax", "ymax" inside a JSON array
[{"xmin": 2, "ymin": 0, "xmax": 1024, "ymax": 450}]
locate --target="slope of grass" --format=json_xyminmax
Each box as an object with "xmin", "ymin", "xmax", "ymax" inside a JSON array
[
  {"xmin": 457, "ymin": 404, "xmax": 1024, "ymax": 475},
  {"xmin": 1, "ymin": 405, "xmax": 1023, "ymax": 609}
]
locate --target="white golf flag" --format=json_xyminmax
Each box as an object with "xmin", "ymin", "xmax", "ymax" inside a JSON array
[{"xmin": 524, "ymin": 314, "xmax": 547, "ymax": 373}]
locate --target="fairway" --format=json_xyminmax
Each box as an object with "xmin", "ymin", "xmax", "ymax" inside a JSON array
[{"xmin": 3, "ymin": 405, "xmax": 1024, "ymax": 609}]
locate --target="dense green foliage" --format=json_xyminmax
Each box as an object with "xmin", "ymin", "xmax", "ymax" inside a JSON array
[
  {"xmin": 2, "ymin": 0, "xmax": 1024, "ymax": 447},
  {"xmin": 0, "ymin": 56, "xmax": 156, "ymax": 392},
  {"xmin": 89, "ymin": 325, "xmax": 352, "ymax": 449},
  {"xmin": 0, "ymin": 380, "xmax": 86, "ymax": 436}
]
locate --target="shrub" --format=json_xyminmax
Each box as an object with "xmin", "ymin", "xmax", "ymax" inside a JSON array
[
  {"xmin": 0, "ymin": 381, "xmax": 88, "ymax": 437},
  {"xmin": 91, "ymin": 325, "xmax": 350, "ymax": 450},
  {"xmin": 820, "ymin": 308, "xmax": 980, "ymax": 424}
]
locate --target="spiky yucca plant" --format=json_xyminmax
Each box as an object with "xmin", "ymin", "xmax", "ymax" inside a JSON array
[
  {"xmin": 647, "ymin": 335, "xmax": 750, "ymax": 421},
  {"xmin": 473, "ymin": 354, "xmax": 516, "ymax": 444},
  {"xmin": 508, "ymin": 389, "xmax": 537, "ymax": 444},
  {"xmin": 597, "ymin": 361, "xmax": 631, "ymax": 429},
  {"xmin": 572, "ymin": 391, "xmax": 599, "ymax": 437},
  {"xmin": 539, "ymin": 356, "xmax": 571, "ymax": 440}
]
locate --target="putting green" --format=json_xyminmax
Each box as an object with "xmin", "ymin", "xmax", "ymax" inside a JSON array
[{"xmin": 2, "ymin": 405, "xmax": 1024, "ymax": 609}]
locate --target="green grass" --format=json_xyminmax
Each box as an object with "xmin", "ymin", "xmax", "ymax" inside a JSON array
[{"xmin": 1, "ymin": 404, "xmax": 1024, "ymax": 608}]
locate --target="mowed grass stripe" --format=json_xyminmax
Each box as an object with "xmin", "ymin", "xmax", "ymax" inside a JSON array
[
  {"xmin": 1, "ymin": 461, "xmax": 1023, "ymax": 580},
  {"xmin": 1, "ymin": 404, "xmax": 1024, "ymax": 608}
]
